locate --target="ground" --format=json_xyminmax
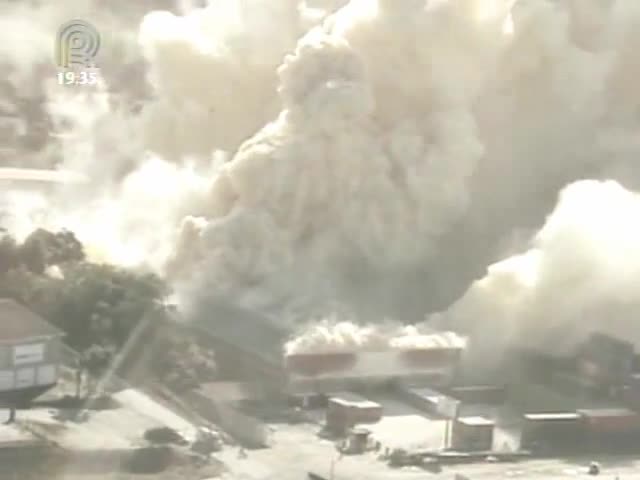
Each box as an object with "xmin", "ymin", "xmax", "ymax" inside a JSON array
[
  {"xmin": 4, "ymin": 366, "xmax": 640, "ymax": 480},
  {"xmin": 0, "ymin": 365, "xmax": 222, "ymax": 480},
  {"xmin": 216, "ymin": 420, "xmax": 640, "ymax": 480}
]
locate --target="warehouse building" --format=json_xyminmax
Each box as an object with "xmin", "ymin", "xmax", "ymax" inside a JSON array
[
  {"xmin": 192, "ymin": 302, "xmax": 465, "ymax": 398},
  {"xmin": 0, "ymin": 299, "xmax": 65, "ymax": 405},
  {"xmin": 190, "ymin": 302, "xmax": 290, "ymax": 397}
]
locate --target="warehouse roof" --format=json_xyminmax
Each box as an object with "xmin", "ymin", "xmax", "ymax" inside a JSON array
[
  {"xmin": 191, "ymin": 301, "xmax": 288, "ymax": 365},
  {"xmin": 329, "ymin": 392, "xmax": 381, "ymax": 409},
  {"xmin": 0, "ymin": 299, "xmax": 63, "ymax": 343},
  {"xmin": 524, "ymin": 413, "xmax": 580, "ymax": 421},
  {"xmin": 406, "ymin": 387, "xmax": 452, "ymax": 402}
]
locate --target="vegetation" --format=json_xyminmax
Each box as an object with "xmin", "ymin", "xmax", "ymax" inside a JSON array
[
  {"xmin": 0, "ymin": 227, "xmax": 217, "ymax": 391},
  {"xmin": 0, "ymin": 227, "xmax": 167, "ymax": 351}
]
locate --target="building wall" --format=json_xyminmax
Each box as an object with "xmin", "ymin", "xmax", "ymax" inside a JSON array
[
  {"xmin": 285, "ymin": 349, "xmax": 461, "ymax": 385},
  {"xmin": 0, "ymin": 336, "xmax": 62, "ymax": 393}
]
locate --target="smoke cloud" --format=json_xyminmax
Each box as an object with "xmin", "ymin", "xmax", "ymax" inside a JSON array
[
  {"xmin": 432, "ymin": 180, "xmax": 640, "ymax": 367},
  {"xmin": 284, "ymin": 316, "xmax": 466, "ymax": 354},
  {"xmin": 3, "ymin": 0, "xmax": 640, "ymax": 359}
]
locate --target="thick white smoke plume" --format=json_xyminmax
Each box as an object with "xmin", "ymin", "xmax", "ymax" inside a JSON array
[
  {"xmin": 171, "ymin": 0, "xmax": 507, "ymax": 313},
  {"xmin": 3, "ymin": 0, "xmax": 640, "ymax": 357},
  {"xmin": 432, "ymin": 180, "xmax": 640, "ymax": 366},
  {"xmin": 284, "ymin": 316, "xmax": 466, "ymax": 354}
]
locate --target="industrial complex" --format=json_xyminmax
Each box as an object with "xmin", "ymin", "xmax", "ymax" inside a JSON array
[
  {"xmin": 4, "ymin": 299, "xmax": 640, "ymax": 479},
  {"xmin": 186, "ymin": 302, "xmax": 640, "ymax": 477}
]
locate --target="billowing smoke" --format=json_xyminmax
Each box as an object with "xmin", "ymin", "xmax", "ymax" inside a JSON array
[
  {"xmin": 3, "ymin": 0, "xmax": 640, "ymax": 358},
  {"xmin": 171, "ymin": 0, "xmax": 507, "ymax": 314},
  {"xmin": 432, "ymin": 180, "xmax": 640, "ymax": 367},
  {"xmin": 284, "ymin": 316, "xmax": 466, "ymax": 354}
]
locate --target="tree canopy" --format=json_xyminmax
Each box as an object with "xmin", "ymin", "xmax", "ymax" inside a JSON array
[
  {"xmin": 0, "ymin": 227, "xmax": 217, "ymax": 391},
  {"xmin": 0, "ymin": 228, "xmax": 167, "ymax": 351}
]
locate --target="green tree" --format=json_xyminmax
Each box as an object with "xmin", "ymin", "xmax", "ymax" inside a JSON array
[
  {"xmin": 0, "ymin": 230, "xmax": 20, "ymax": 274},
  {"xmin": 46, "ymin": 262, "xmax": 168, "ymax": 349},
  {"xmin": 19, "ymin": 228, "xmax": 85, "ymax": 274}
]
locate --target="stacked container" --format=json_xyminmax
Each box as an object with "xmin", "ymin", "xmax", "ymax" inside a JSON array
[
  {"xmin": 450, "ymin": 416, "xmax": 494, "ymax": 451},
  {"xmin": 325, "ymin": 392, "xmax": 383, "ymax": 435}
]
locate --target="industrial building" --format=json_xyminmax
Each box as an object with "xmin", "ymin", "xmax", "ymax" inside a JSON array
[
  {"xmin": 191, "ymin": 302, "xmax": 465, "ymax": 397},
  {"xmin": 190, "ymin": 302, "xmax": 640, "ymax": 458},
  {"xmin": 0, "ymin": 299, "xmax": 65, "ymax": 404}
]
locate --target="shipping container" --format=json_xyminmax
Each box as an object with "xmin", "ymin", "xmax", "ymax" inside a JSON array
[
  {"xmin": 578, "ymin": 408, "xmax": 640, "ymax": 433},
  {"xmin": 449, "ymin": 386, "xmax": 506, "ymax": 405},
  {"xmin": 325, "ymin": 393, "xmax": 383, "ymax": 434},
  {"xmin": 521, "ymin": 413, "xmax": 585, "ymax": 451},
  {"xmin": 450, "ymin": 416, "xmax": 494, "ymax": 451},
  {"xmin": 397, "ymin": 386, "xmax": 460, "ymax": 418},
  {"xmin": 578, "ymin": 407, "xmax": 640, "ymax": 451}
]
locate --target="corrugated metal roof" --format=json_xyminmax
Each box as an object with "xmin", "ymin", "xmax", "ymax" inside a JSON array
[
  {"xmin": 406, "ymin": 387, "xmax": 448, "ymax": 401},
  {"xmin": 330, "ymin": 392, "xmax": 380, "ymax": 409},
  {"xmin": 191, "ymin": 302, "xmax": 288, "ymax": 365},
  {"xmin": 578, "ymin": 408, "xmax": 638, "ymax": 418},
  {"xmin": 0, "ymin": 299, "xmax": 63, "ymax": 342},
  {"xmin": 524, "ymin": 413, "xmax": 581, "ymax": 421},
  {"xmin": 457, "ymin": 416, "xmax": 494, "ymax": 426}
]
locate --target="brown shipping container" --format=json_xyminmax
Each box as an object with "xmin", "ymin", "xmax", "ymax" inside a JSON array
[
  {"xmin": 521, "ymin": 413, "xmax": 585, "ymax": 450},
  {"xmin": 451, "ymin": 417, "xmax": 494, "ymax": 451},
  {"xmin": 578, "ymin": 408, "xmax": 640, "ymax": 434}
]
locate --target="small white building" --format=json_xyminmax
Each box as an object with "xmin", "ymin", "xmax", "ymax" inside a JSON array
[{"xmin": 0, "ymin": 299, "xmax": 64, "ymax": 403}]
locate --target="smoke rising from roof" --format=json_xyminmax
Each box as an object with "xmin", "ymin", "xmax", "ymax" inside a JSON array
[
  {"xmin": 432, "ymin": 180, "xmax": 640, "ymax": 365},
  {"xmin": 284, "ymin": 318, "xmax": 466, "ymax": 354},
  {"xmin": 2, "ymin": 0, "xmax": 640, "ymax": 356}
]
